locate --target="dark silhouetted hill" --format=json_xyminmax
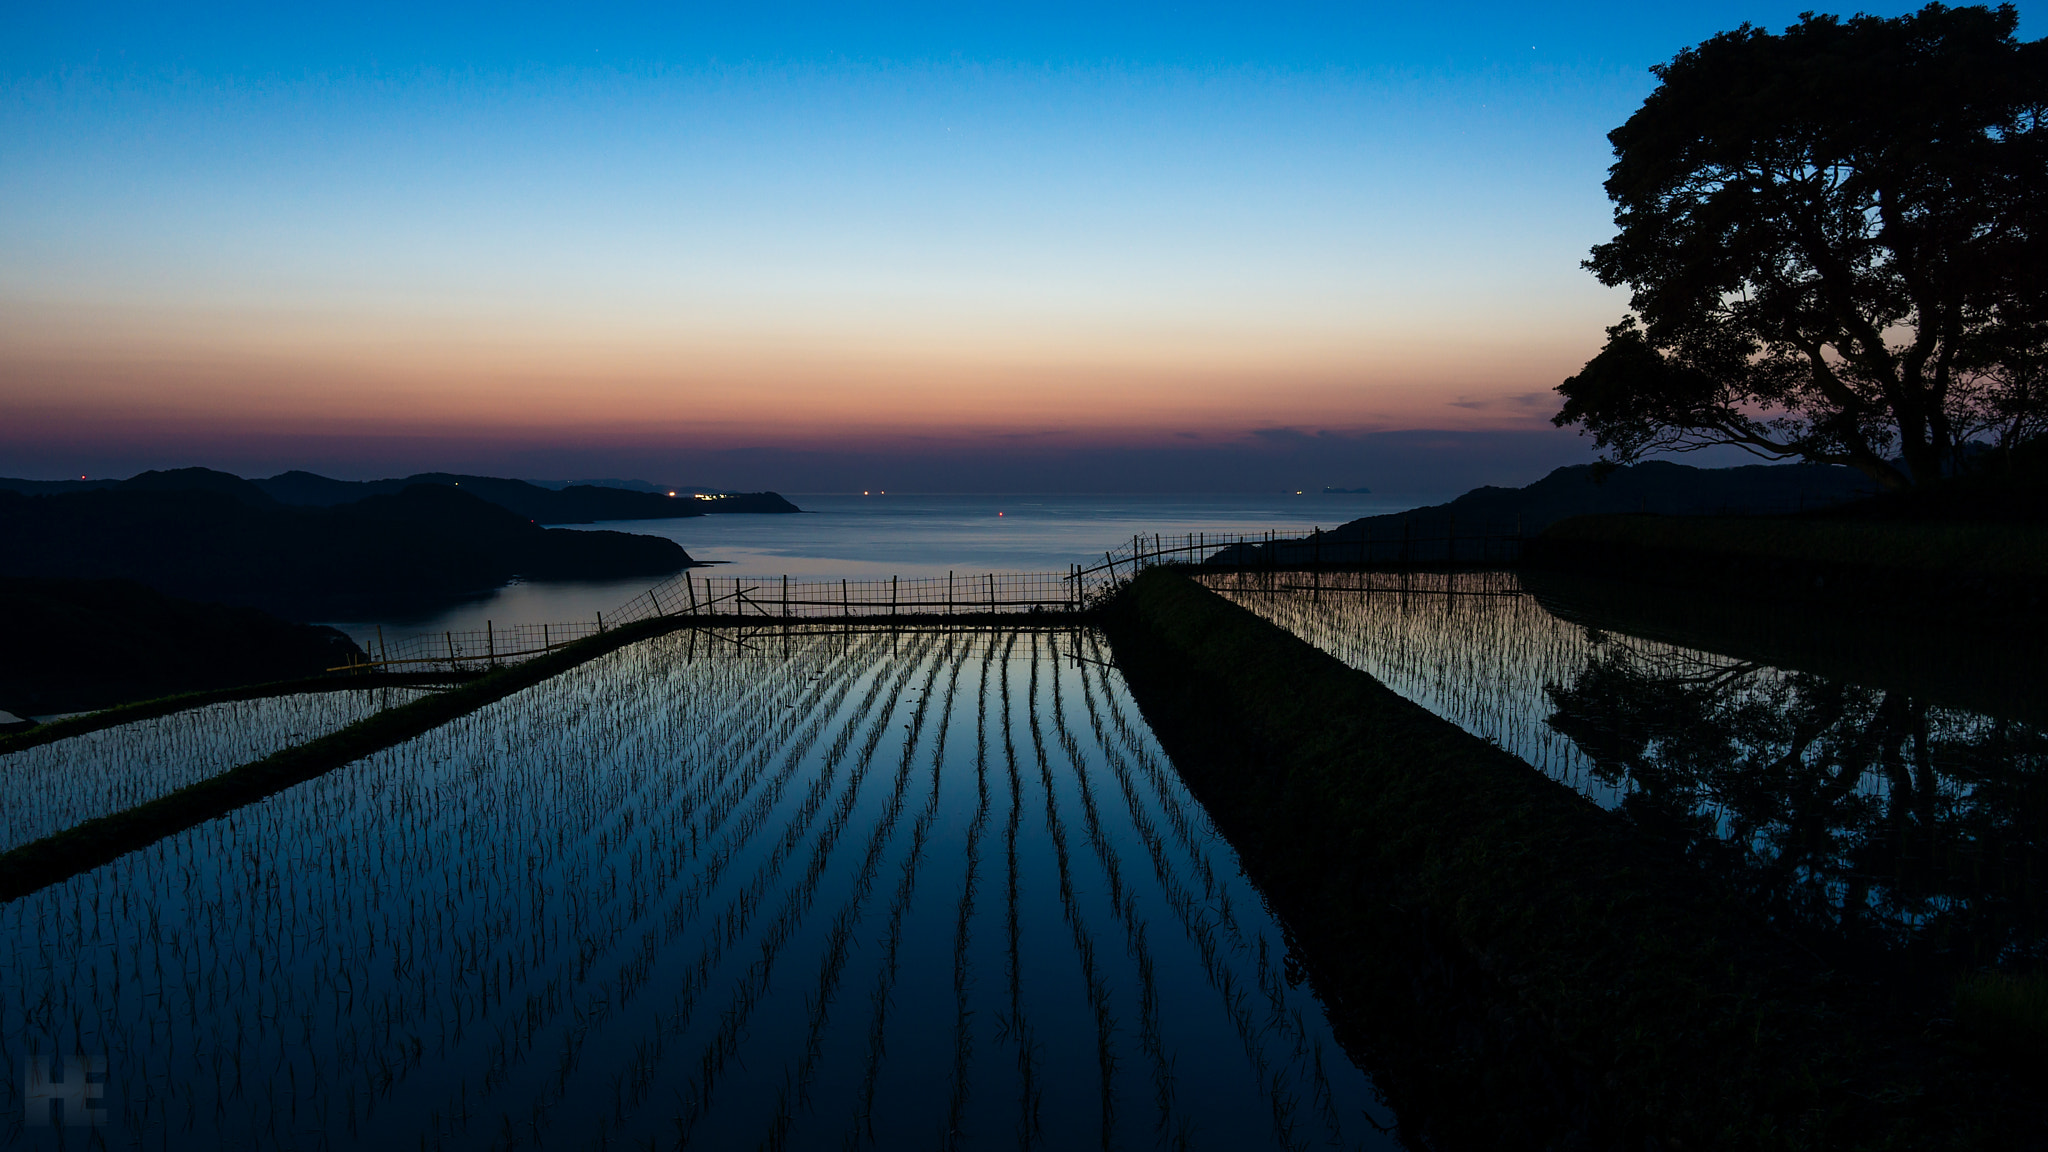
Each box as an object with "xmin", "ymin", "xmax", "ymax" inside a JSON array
[
  {"xmin": 1217, "ymin": 461, "xmax": 1880, "ymax": 565},
  {"xmin": 1808, "ymin": 440, "xmax": 2048, "ymax": 524},
  {"xmin": 1, "ymin": 469, "xmax": 802, "ymax": 522},
  {"xmin": 0, "ymin": 578, "xmax": 364, "ymax": 716},
  {"xmin": 251, "ymin": 471, "xmax": 800, "ymax": 520},
  {"xmin": 117, "ymin": 467, "xmax": 276, "ymax": 504},
  {"xmin": 1364, "ymin": 461, "xmax": 1877, "ymax": 534},
  {"xmin": 0, "ymin": 467, "xmax": 274, "ymax": 501},
  {"xmin": 0, "ymin": 482, "xmax": 692, "ymax": 619}
]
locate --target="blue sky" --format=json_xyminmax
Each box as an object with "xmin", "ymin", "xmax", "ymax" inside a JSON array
[{"xmin": 3, "ymin": 2, "xmax": 2037, "ymax": 491}]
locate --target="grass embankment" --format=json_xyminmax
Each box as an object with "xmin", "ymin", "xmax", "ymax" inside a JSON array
[
  {"xmin": 0, "ymin": 615, "xmax": 685, "ymax": 903},
  {"xmin": 1541, "ymin": 512, "xmax": 2048, "ymax": 576},
  {"xmin": 0, "ymin": 613, "xmax": 1091, "ymax": 903},
  {"xmin": 1528, "ymin": 513, "xmax": 2048, "ymax": 624},
  {"xmin": 1101, "ymin": 569, "xmax": 2026, "ymax": 1150},
  {"xmin": 0, "ymin": 672, "xmax": 478, "ymax": 756},
  {"xmin": 1520, "ymin": 567, "xmax": 2048, "ymax": 726}
]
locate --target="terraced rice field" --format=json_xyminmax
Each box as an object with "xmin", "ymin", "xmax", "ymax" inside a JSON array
[
  {"xmin": 1202, "ymin": 569, "xmax": 1626, "ymax": 802},
  {"xmin": 1, "ymin": 625, "xmax": 1390, "ymax": 1149},
  {"xmin": 1, "ymin": 687, "xmax": 435, "ymax": 853},
  {"xmin": 1204, "ymin": 568, "xmax": 2048, "ymax": 958}
]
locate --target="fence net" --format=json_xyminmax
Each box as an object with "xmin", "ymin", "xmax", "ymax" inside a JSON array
[{"xmin": 344, "ymin": 523, "xmax": 1526, "ymax": 672}]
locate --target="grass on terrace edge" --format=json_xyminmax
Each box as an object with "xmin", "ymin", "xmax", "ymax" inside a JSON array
[
  {"xmin": 1099, "ymin": 568, "xmax": 2019, "ymax": 1151},
  {"xmin": 0, "ymin": 611, "xmax": 1094, "ymax": 903},
  {"xmin": 1539, "ymin": 512, "xmax": 2048, "ymax": 576},
  {"xmin": 0, "ymin": 615, "xmax": 689, "ymax": 902},
  {"xmin": 0, "ymin": 672, "xmax": 479, "ymax": 756}
]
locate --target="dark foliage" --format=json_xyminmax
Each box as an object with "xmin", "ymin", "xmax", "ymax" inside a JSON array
[
  {"xmin": 1558, "ymin": 4, "xmax": 2048, "ymax": 489},
  {"xmin": 1101, "ymin": 570, "xmax": 2031, "ymax": 1148},
  {"xmin": 1344, "ymin": 458, "xmax": 1874, "ymax": 534},
  {"xmin": 1545, "ymin": 647, "xmax": 2048, "ymax": 985},
  {"xmin": 1219, "ymin": 459, "xmax": 1877, "ymax": 566},
  {"xmin": 0, "ymin": 578, "xmax": 363, "ymax": 716},
  {"xmin": 0, "ymin": 482, "xmax": 690, "ymax": 620},
  {"xmin": 251, "ymin": 470, "xmax": 800, "ymax": 520},
  {"xmin": 0, "ymin": 468, "xmax": 802, "ymax": 522}
]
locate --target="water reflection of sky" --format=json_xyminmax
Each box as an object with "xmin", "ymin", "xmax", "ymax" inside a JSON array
[
  {"xmin": 0, "ymin": 627, "xmax": 1394, "ymax": 1147},
  {"xmin": 1210, "ymin": 569, "xmax": 2046, "ymax": 969},
  {"xmin": 1208, "ymin": 570, "xmax": 1625, "ymax": 803},
  {"xmin": 570, "ymin": 492, "xmax": 1421, "ymax": 577},
  {"xmin": 326, "ymin": 492, "xmax": 1424, "ymax": 644}
]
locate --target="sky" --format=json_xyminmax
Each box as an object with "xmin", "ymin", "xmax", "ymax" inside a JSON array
[{"xmin": 4, "ymin": 1, "xmax": 2037, "ymax": 493}]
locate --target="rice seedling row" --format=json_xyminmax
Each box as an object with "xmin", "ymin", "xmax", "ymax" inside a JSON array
[
  {"xmin": 2, "ymin": 624, "xmax": 1392, "ymax": 1149},
  {"xmin": 1202, "ymin": 570, "xmax": 2048, "ymax": 958},
  {"xmin": 0, "ymin": 687, "xmax": 436, "ymax": 853}
]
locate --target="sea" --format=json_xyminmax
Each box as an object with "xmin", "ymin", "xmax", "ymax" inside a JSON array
[{"xmin": 324, "ymin": 491, "xmax": 1432, "ymax": 646}]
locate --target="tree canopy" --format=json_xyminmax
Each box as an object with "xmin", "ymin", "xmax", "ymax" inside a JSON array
[{"xmin": 1555, "ymin": 4, "xmax": 2048, "ymax": 490}]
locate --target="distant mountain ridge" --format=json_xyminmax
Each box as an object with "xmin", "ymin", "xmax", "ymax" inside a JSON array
[
  {"xmin": 0, "ymin": 469, "xmax": 801, "ymax": 522},
  {"xmin": 0, "ymin": 578, "xmax": 363, "ymax": 716},
  {"xmin": 0, "ymin": 477, "xmax": 694, "ymax": 619},
  {"xmin": 523, "ymin": 477, "xmax": 739, "ymax": 495},
  {"xmin": 1223, "ymin": 461, "xmax": 1881, "ymax": 565},
  {"xmin": 1328, "ymin": 460, "xmax": 1881, "ymax": 538}
]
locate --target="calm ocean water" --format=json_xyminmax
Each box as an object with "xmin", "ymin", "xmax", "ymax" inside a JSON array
[{"xmin": 327, "ymin": 491, "xmax": 1433, "ymax": 645}]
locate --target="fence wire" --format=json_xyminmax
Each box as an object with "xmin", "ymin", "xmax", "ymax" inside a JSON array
[{"xmin": 342, "ymin": 523, "xmax": 1525, "ymax": 673}]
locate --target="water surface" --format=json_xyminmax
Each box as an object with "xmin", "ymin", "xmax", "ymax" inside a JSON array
[
  {"xmin": 1209, "ymin": 569, "xmax": 2048, "ymax": 976},
  {"xmin": 2, "ymin": 624, "xmax": 1393, "ymax": 1149},
  {"xmin": 326, "ymin": 492, "xmax": 1423, "ymax": 646},
  {"xmin": 0, "ymin": 686, "xmax": 431, "ymax": 853}
]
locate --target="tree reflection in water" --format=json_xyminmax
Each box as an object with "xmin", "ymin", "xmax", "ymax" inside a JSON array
[
  {"xmin": 1546, "ymin": 640, "xmax": 2048, "ymax": 976},
  {"xmin": 1203, "ymin": 567, "xmax": 2047, "ymax": 986}
]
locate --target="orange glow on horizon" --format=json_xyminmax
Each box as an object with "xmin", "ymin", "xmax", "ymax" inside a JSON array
[{"xmin": 0, "ymin": 289, "xmax": 1596, "ymax": 451}]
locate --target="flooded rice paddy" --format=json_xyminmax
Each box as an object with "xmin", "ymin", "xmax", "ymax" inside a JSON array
[
  {"xmin": 1, "ymin": 688, "xmax": 434, "ymax": 854},
  {"xmin": 2, "ymin": 625, "xmax": 1391, "ymax": 1150},
  {"xmin": 1207, "ymin": 569, "xmax": 2048, "ymax": 972}
]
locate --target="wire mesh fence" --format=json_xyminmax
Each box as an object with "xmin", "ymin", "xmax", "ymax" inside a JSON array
[
  {"xmin": 614, "ymin": 569, "xmax": 1088, "ymax": 621},
  {"xmin": 1088, "ymin": 525, "xmax": 1527, "ymax": 574},
  {"xmin": 343, "ymin": 570, "xmax": 1096, "ymax": 673},
  {"xmin": 349, "ymin": 619, "xmax": 607, "ymax": 674},
  {"xmin": 341, "ymin": 523, "xmax": 1528, "ymax": 673}
]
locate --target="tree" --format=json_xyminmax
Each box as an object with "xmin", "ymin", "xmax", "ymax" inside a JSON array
[
  {"xmin": 1543, "ymin": 640, "xmax": 2048, "ymax": 963},
  {"xmin": 1555, "ymin": 4, "xmax": 2048, "ymax": 490}
]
